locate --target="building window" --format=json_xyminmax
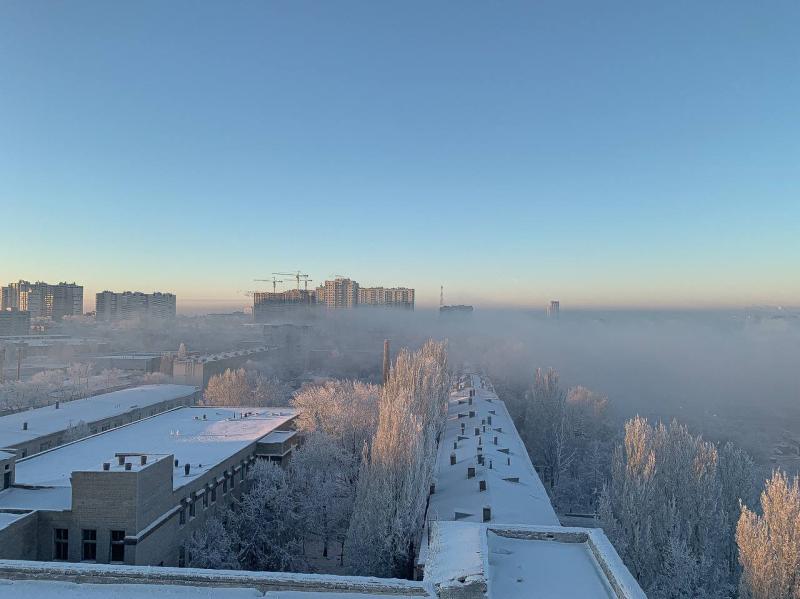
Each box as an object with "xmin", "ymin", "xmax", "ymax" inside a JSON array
[
  {"xmin": 3, "ymin": 470, "xmax": 10, "ymax": 490},
  {"xmin": 178, "ymin": 546, "xmax": 186, "ymax": 568},
  {"xmin": 110, "ymin": 530, "xmax": 125, "ymax": 562},
  {"xmin": 54, "ymin": 528, "xmax": 69, "ymax": 560},
  {"xmin": 203, "ymin": 491, "xmax": 209, "ymax": 509},
  {"xmin": 211, "ymin": 486, "xmax": 217, "ymax": 503},
  {"xmin": 82, "ymin": 529, "xmax": 97, "ymax": 561},
  {"xmin": 222, "ymin": 478, "xmax": 228, "ymax": 495},
  {"xmin": 179, "ymin": 506, "xmax": 186, "ymax": 526},
  {"xmin": 230, "ymin": 473, "xmax": 235, "ymax": 491},
  {"xmin": 189, "ymin": 499, "xmax": 196, "ymax": 519}
]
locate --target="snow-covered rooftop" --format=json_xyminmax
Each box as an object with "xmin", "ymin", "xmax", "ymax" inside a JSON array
[
  {"xmin": 0, "ymin": 511, "xmax": 27, "ymax": 531},
  {"xmin": 174, "ymin": 346, "xmax": 270, "ymax": 364},
  {"xmin": 0, "ymin": 385, "xmax": 198, "ymax": 447},
  {"xmin": 424, "ymin": 522, "xmax": 646, "ymax": 599},
  {"xmin": 260, "ymin": 430, "xmax": 297, "ymax": 444},
  {"xmin": 0, "ymin": 406, "xmax": 297, "ymax": 511},
  {"xmin": 427, "ymin": 374, "xmax": 559, "ymax": 526}
]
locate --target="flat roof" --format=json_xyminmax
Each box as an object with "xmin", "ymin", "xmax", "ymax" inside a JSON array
[
  {"xmin": 0, "ymin": 385, "xmax": 198, "ymax": 447},
  {"xmin": 427, "ymin": 373, "xmax": 559, "ymax": 526},
  {"xmin": 0, "ymin": 406, "xmax": 297, "ymax": 511},
  {"xmin": 487, "ymin": 531, "xmax": 615, "ymax": 599}
]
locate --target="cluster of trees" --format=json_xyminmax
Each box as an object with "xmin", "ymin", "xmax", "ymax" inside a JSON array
[
  {"xmin": 0, "ymin": 362, "xmax": 127, "ymax": 413},
  {"xmin": 599, "ymin": 416, "xmax": 758, "ymax": 598},
  {"xmin": 189, "ymin": 340, "xmax": 449, "ymax": 578},
  {"xmin": 344, "ymin": 340, "xmax": 450, "ymax": 577},
  {"xmin": 507, "ymin": 367, "xmax": 613, "ymax": 512},
  {"xmin": 201, "ymin": 368, "xmax": 292, "ymax": 408}
]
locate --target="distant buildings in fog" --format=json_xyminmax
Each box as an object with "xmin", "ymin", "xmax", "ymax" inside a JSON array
[
  {"xmin": 254, "ymin": 276, "xmax": 414, "ymax": 321},
  {"xmin": 1, "ymin": 281, "xmax": 83, "ymax": 320},
  {"xmin": 95, "ymin": 291, "xmax": 176, "ymax": 321},
  {"xmin": 0, "ymin": 310, "xmax": 31, "ymax": 336},
  {"xmin": 547, "ymin": 300, "xmax": 560, "ymax": 318}
]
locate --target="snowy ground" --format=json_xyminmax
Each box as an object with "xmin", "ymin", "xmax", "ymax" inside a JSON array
[{"xmin": 487, "ymin": 532, "xmax": 615, "ymax": 599}]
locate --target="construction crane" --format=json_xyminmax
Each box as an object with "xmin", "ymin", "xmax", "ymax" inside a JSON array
[
  {"xmin": 254, "ymin": 277, "xmax": 285, "ymax": 293},
  {"xmin": 272, "ymin": 271, "xmax": 312, "ymax": 291}
]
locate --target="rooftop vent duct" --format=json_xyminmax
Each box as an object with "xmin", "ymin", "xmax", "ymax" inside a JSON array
[
  {"xmin": 118, "ymin": 455, "xmax": 125, "ymax": 466},
  {"xmin": 479, "ymin": 479, "xmax": 486, "ymax": 492},
  {"xmin": 184, "ymin": 463, "xmax": 190, "ymax": 476},
  {"xmin": 467, "ymin": 466, "xmax": 475, "ymax": 479},
  {"xmin": 140, "ymin": 455, "xmax": 147, "ymax": 466},
  {"xmin": 102, "ymin": 462, "xmax": 110, "ymax": 471},
  {"xmin": 22, "ymin": 422, "xmax": 27, "ymax": 431},
  {"xmin": 124, "ymin": 462, "xmax": 132, "ymax": 471},
  {"xmin": 55, "ymin": 401, "xmax": 59, "ymax": 409},
  {"xmin": 483, "ymin": 506, "xmax": 491, "ymax": 522},
  {"xmin": 474, "ymin": 428, "xmax": 480, "ymax": 436},
  {"xmin": 450, "ymin": 453, "xmax": 457, "ymax": 466},
  {"xmin": 174, "ymin": 459, "xmax": 179, "ymax": 467}
]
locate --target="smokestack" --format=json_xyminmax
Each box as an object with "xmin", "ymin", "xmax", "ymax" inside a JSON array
[{"xmin": 382, "ymin": 339, "xmax": 391, "ymax": 385}]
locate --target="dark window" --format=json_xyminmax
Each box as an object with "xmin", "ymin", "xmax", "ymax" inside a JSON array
[
  {"xmin": 222, "ymin": 478, "xmax": 228, "ymax": 494},
  {"xmin": 82, "ymin": 529, "xmax": 97, "ymax": 561},
  {"xmin": 230, "ymin": 473, "xmax": 235, "ymax": 490},
  {"xmin": 179, "ymin": 506, "xmax": 186, "ymax": 525},
  {"xmin": 203, "ymin": 491, "xmax": 209, "ymax": 509},
  {"xmin": 3, "ymin": 471, "xmax": 10, "ymax": 489},
  {"xmin": 54, "ymin": 528, "xmax": 69, "ymax": 560},
  {"xmin": 189, "ymin": 499, "xmax": 196, "ymax": 518},
  {"xmin": 110, "ymin": 530, "xmax": 125, "ymax": 562},
  {"xmin": 211, "ymin": 486, "xmax": 217, "ymax": 503},
  {"xmin": 178, "ymin": 546, "xmax": 186, "ymax": 568}
]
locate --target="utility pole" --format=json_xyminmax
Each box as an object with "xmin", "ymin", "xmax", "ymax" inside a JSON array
[{"xmin": 382, "ymin": 339, "xmax": 391, "ymax": 385}]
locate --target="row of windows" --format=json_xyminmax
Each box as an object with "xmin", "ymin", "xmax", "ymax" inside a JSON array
[
  {"xmin": 178, "ymin": 462, "xmax": 249, "ymax": 526},
  {"xmin": 53, "ymin": 528, "xmax": 125, "ymax": 562}
]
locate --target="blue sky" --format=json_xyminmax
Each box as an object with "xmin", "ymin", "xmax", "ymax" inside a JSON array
[{"xmin": 1, "ymin": 1, "xmax": 798, "ymax": 311}]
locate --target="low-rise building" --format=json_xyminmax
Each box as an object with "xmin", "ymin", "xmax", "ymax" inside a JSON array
[
  {"xmin": 0, "ymin": 405, "xmax": 298, "ymax": 566},
  {"xmin": 172, "ymin": 346, "xmax": 272, "ymax": 388},
  {"xmin": 0, "ymin": 385, "xmax": 198, "ymax": 458}
]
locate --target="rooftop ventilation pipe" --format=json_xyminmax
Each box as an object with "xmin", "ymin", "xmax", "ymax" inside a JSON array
[
  {"xmin": 124, "ymin": 462, "xmax": 132, "ymax": 471},
  {"xmin": 22, "ymin": 422, "xmax": 27, "ymax": 431},
  {"xmin": 184, "ymin": 463, "xmax": 190, "ymax": 476},
  {"xmin": 140, "ymin": 455, "xmax": 147, "ymax": 466},
  {"xmin": 102, "ymin": 462, "xmax": 110, "ymax": 471}
]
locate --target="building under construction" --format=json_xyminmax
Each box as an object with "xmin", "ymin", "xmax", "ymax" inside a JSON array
[{"xmin": 253, "ymin": 289, "xmax": 316, "ymax": 323}]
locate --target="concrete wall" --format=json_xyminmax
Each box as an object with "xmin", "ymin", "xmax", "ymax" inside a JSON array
[{"xmin": 0, "ymin": 512, "xmax": 38, "ymax": 560}]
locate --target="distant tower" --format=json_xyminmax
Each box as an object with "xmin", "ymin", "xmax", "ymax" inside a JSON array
[
  {"xmin": 547, "ymin": 300, "xmax": 560, "ymax": 318},
  {"xmin": 440, "ymin": 286, "xmax": 444, "ymax": 307},
  {"xmin": 382, "ymin": 339, "xmax": 391, "ymax": 385}
]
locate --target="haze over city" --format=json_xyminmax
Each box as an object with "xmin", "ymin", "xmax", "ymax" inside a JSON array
[{"xmin": 1, "ymin": 3, "xmax": 799, "ymax": 599}]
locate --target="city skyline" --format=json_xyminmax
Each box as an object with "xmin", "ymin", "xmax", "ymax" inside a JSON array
[{"xmin": 2, "ymin": 1, "xmax": 798, "ymax": 311}]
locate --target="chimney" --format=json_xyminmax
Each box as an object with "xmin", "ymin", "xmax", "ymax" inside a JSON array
[
  {"xmin": 124, "ymin": 462, "xmax": 132, "ymax": 471},
  {"xmin": 184, "ymin": 463, "xmax": 190, "ymax": 476},
  {"xmin": 494, "ymin": 436, "xmax": 498, "ymax": 445},
  {"xmin": 118, "ymin": 455, "xmax": 125, "ymax": 466},
  {"xmin": 450, "ymin": 452, "xmax": 456, "ymax": 466},
  {"xmin": 487, "ymin": 415, "xmax": 492, "ymax": 425},
  {"xmin": 382, "ymin": 339, "xmax": 391, "ymax": 385},
  {"xmin": 22, "ymin": 422, "xmax": 27, "ymax": 431},
  {"xmin": 479, "ymin": 479, "xmax": 486, "ymax": 492},
  {"xmin": 482, "ymin": 506, "xmax": 491, "ymax": 522},
  {"xmin": 55, "ymin": 401, "xmax": 59, "ymax": 409},
  {"xmin": 174, "ymin": 459, "xmax": 179, "ymax": 468},
  {"xmin": 478, "ymin": 454, "xmax": 484, "ymax": 466},
  {"xmin": 469, "ymin": 410, "xmax": 475, "ymax": 418},
  {"xmin": 474, "ymin": 427, "xmax": 480, "ymax": 436},
  {"xmin": 453, "ymin": 441, "xmax": 458, "ymax": 450},
  {"xmin": 429, "ymin": 482, "xmax": 435, "ymax": 495},
  {"xmin": 467, "ymin": 466, "xmax": 475, "ymax": 479},
  {"xmin": 460, "ymin": 423, "xmax": 465, "ymax": 433},
  {"xmin": 102, "ymin": 462, "xmax": 110, "ymax": 471},
  {"xmin": 140, "ymin": 455, "xmax": 147, "ymax": 466},
  {"xmin": 489, "ymin": 460, "xmax": 493, "ymax": 469}
]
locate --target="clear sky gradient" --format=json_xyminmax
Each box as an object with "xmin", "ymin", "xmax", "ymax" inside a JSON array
[{"xmin": 1, "ymin": 1, "xmax": 798, "ymax": 311}]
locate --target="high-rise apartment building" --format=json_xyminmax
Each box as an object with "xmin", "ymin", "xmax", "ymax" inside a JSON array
[
  {"xmin": 95, "ymin": 291, "xmax": 176, "ymax": 321},
  {"xmin": 316, "ymin": 278, "xmax": 359, "ymax": 309},
  {"xmin": 547, "ymin": 300, "xmax": 560, "ymax": 318},
  {"xmin": 1, "ymin": 281, "xmax": 83, "ymax": 320},
  {"xmin": 253, "ymin": 289, "xmax": 315, "ymax": 322},
  {"xmin": 358, "ymin": 286, "xmax": 415, "ymax": 309}
]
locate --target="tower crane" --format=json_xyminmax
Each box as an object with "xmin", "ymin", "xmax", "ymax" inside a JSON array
[
  {"xmin": 272, "ymin": 271, "xmax": 311, "ymax": 291},
  {"xmin": 254, "ymin": 277, "xmax": 285, "ymax": 293}
]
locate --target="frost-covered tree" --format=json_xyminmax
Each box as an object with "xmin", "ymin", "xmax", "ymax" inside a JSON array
[
  {"xmin": 736, "ymin": 470, "xmax": 800, "ymax": 599},
  {"xmin": 344, "ymin": 340, "xmax": 449, "ymax": 578},
  {"xmin": 289, "ymin": 431, "xmax": 357, "ymax": 562},
  {"xmin": 235, "ymin": 460, "xmax": 304, "ymax": 571},
  {"xmin": 202, "ymin": 368, "xmax": 252, "ymax": 406},
  {"xmin": 187, "ymin": 515, "xmax": 239, "ymax": 569},
  {"xmin": 600, "ymin": 416, "xmax": 737, "ymax": 599},
  {"xmin": 292, "ymin": 380, "xmax": 380, "ymax": 460}
]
